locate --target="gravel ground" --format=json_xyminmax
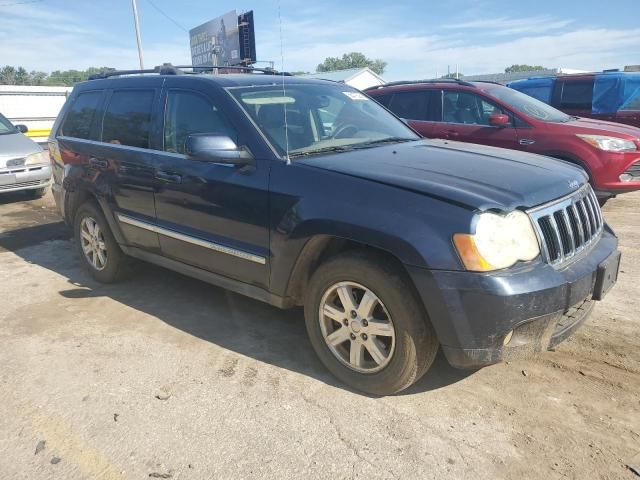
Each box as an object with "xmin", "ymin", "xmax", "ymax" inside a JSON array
[{"xmin": 0, "ymin": 189, "xmax": 638, "ymax": 480}]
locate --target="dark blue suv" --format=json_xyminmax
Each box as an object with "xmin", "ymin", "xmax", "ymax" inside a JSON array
[{"xmin": 49, "ymin": 66, "xmax": 621, "ymax": 395}]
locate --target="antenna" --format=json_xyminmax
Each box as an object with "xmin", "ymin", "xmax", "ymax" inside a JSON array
[
  {"xmin": 131, "ymin": 0, "xmax": 144, "ymax": 69},
  {"xmin": 277, "ymin": 0, "xmax": 290, "ymax": 164}
]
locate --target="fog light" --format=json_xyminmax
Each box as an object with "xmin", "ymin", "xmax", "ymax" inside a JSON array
[
  {"xmin": 503, "ymin": 330, "xmax": 514, "ymax": 346},
  {"xmin": 619, "ymin": 173, "xmax": 633, "ymax": 182}
]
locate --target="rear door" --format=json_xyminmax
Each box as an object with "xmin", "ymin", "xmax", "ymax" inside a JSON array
[
  {"xmin": 96, "ymin": 82, "xmax": 163, "ymax": 252},
  {"xmin": 431, "ymin": 90, "xmax": 519, "ymax": 149},
  {"xmin": 152, "ymin": 78, "xmax": 270, "ymax": 288},
  {"xmin": 384, "ymin": 89, "xmax": 441, "ymax": 137}
]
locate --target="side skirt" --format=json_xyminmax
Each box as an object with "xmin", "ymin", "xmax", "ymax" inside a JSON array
[{"xmin": 121, "ymin": 245, "xmax": 293, "ymax": 309}]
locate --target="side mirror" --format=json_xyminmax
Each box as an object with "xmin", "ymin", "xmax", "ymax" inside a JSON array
[
  {"xmin": 15, "ymin": 124, "xmax": 28, "ymax": 134},
  {"xmin": 185, "ymin": 134, "xmax": 254, "ymax": 167},
  {"xmin": 489, "ymin": 114, "xmax": 510, "ymax": 127}
]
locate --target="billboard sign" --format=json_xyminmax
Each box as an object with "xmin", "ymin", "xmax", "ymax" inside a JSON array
[{"xmin": 190, "ymin": 10, "xmax": 241, "ymax": 67}]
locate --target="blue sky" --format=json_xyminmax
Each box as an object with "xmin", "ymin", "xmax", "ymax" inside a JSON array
[{"xmin": 1, "ymin": 0, "xmax": 639, "ymax": 81}]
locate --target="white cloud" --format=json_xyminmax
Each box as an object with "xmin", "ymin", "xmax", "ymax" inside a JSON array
[{"xmin": 443, "ymin": 15, "xmax": 574, "ymax": 35}]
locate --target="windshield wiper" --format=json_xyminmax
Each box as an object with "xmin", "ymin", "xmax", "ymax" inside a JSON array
[
  {"xmin": 288, "ymin": 145, "xmax": 356, "ymax": 159},
  {"xmin": 350, "ymin": 137, "xmax": 414, "ymax": 149}
]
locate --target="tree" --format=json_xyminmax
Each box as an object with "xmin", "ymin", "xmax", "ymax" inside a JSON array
[
  {"xmin": 505, "ymin": 64, "xmax": 547, "ymax": 73},
  {"xmin": 0, "ymin": 66, "xmax": 17, "ymax": 85},
  {"xmin": 316, "ymin": 52, "xmax": 387, "ymax": 75}
]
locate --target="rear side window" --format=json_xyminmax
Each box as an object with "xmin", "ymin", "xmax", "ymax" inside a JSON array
[
  {"xmin": 61, "ymin": 91, "xmax": 102, "ymax": 139},
  {"xmin": 387, "ymin": 91, "xmax": 440, "ymax": 121},
  {"xmin": 559, "ymin": 80, "xmax": 594, "ymax": 109},
  {"xmin": 102, "ymin": 90, "xmax": 154, "ymax": 148},
  {"xmin": 370, "ymin": 93, "xmax": 393, "ymax": 108}
]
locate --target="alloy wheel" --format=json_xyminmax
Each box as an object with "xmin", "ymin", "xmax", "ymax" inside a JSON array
[
  {"xmin": 318, "ymin": 281, "xmax": 396, "ymax": 373},
  {"xmin": 80, "ymin": 216, "xmax": 107, "ymax": 271}
]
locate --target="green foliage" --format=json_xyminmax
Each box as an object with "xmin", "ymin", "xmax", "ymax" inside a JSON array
[
  {"xmin": 504, "ymin": 64, "xmax": 547, "ymax": 73},
  {"xmin": 0, "ymin": 66, "xmax": 114, "ymax": 86},
  {"xmin": 316, "ymin": 52, "xmax": 387, "ymax": 75}
]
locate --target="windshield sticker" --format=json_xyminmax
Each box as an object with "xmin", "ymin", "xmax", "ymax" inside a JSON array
[{"xmin": 343, "ymin": 91, "xmax": 367, "ymax": 101}]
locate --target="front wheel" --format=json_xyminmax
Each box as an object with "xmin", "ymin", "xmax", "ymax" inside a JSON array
[{"xmin": 304, "ymin": 252, "xmax": 439, "ymax": 395}]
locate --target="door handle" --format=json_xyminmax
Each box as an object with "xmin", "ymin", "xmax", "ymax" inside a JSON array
[
  {"xmin": 445, "ymin": 130, "xmax": 460, "ymax": 138},
  {"xmin": 89, "ymin": 157, "xmax": 108, "ymax": 168},
  {"xmin": 155, "ymin": 171, "xmax": 182, "ymax": 183}
]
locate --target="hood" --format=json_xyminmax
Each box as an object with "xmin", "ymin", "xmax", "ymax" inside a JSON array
[
  {"xmin": 563, "ymin": 117, "xmax": 640, "ymax": 139},
  {"xmin": 0, "ymin": 132, "xmax": 42, "ymax": 168},
  {"xmin": 297, "ymin": 139, "xmax": 588, "ymax": 211}
]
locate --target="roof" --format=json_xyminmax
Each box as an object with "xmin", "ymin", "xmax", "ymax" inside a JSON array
[
  {"xmin": 82, "ymin": 73, "xmax": 332, "ymax": 89},
  {"xmin": 299, "ymin": 67, "xmax": 385, "ymax": 84}
]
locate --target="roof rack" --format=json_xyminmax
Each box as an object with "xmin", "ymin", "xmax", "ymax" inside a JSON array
[
  {"xmin": 88, "ymin": 63, "xmax": 292, "ymax": 80},
  {"xmin": 365, "ymin": 78, "xmax": 475, "ymax": 90}
]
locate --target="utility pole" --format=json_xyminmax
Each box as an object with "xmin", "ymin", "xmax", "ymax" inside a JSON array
[{"xmin": 131, "ymin": 0, "xmax": 144, "ymax": 69}]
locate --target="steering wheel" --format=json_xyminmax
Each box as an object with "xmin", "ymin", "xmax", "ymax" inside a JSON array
[{"xmin": 332, "ymin": 123, "xmax": 359, "ymax": 139}]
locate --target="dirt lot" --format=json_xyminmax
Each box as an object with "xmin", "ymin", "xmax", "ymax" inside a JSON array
[{"xmin": 0, "ymin": 189, "xmax": 638, "ymax": 480}]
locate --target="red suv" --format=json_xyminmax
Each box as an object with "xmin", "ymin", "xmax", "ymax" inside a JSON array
[{"xmin": 366, "ymin": 79, "xmax": 640, "ymax": 202}]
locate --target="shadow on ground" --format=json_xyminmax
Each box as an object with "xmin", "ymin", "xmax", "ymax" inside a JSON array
[{"xmin": 3, "ymin": 221, "xmax": 474, "ymax": 396}]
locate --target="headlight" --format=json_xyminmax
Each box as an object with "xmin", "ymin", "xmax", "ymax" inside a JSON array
[
  {"xmin": 25, "ymin": 151, "xmax": 48, "ymax": 165},
  {"xmin": 453, "ymin": 210, "xmax": 540, "ymax": 272},
  {"xmin": 576, "ymin": 134, "xmax": 637, "ymax": 152}
]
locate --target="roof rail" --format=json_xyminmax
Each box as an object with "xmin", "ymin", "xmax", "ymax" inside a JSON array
[
  {"xmin": 364, "ymin": 78, "xmax": 475, "ymax": 90},
  {"xmin": 471, "ymin": 80, "xmax": 503, "ymax": 85},
  {"xmin": 88, "ymin": 63, "xmax": 292, "ymax": 80}
]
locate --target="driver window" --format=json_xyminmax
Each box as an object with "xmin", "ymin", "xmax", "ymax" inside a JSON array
[
  {"xmin": 164, "ymin": 90, "xmax": 238, "ymax": 154},
  {"xmin": 443, "ymin": 91, "xmax": 505, "ymax": 126}
]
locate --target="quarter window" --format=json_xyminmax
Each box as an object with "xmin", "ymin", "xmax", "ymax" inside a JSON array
[
  {"xmin": 61, "ymin": 91, "xmax": 102, "ymax": 139},
  {"xmin": 102, "ymin": 90, "xmax": 154, "ymax": 148},
  {"xmin": 164, "ymin": 90, "xmax": 238, "ymax": 154}
]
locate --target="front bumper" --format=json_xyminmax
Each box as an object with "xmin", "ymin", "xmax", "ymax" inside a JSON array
[
  {"xmin": 407, "ymin": 227, "xmax": 619, "ymax": 369},
  {"xmin": 0, "ymin": 164, "xmax": 51, "ymax": 193}
]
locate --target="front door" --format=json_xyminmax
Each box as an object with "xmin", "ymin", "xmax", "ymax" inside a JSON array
[
  {"xmin": 153, "ymin": 80, "xmax": 270, "ymax": 288},
  {"xmin": 431, "ymin": 90, "xmax": 520, "ymax": 149}
]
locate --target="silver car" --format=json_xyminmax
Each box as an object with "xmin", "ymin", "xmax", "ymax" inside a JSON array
[{"xmin": 0, "ymin": 112, "xmax": 51, "ymax": 198}]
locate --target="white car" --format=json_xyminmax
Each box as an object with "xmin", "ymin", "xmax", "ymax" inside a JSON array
[{"xmin": 0, "ymin": 112, "xmax": 51, "ymax": 198}]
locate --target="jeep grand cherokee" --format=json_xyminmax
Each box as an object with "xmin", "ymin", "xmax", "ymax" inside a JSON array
[{"xmin": 49, "ymin": 67, "xmax": 621, "ymax": 395}]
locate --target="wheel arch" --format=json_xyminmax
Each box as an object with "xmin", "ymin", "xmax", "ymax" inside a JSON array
[{"xmin": 283, "ymin": 234, "xmax": 420, "ymax": 307}]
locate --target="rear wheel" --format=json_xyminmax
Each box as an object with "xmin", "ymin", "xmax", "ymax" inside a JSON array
[
  {"xmin": 74, "ymin": 201, "xmax": 127, "ymax": 283},
  {"xmin": 304, "ymin": 251, "xmax": 439, "ymax": 395}
]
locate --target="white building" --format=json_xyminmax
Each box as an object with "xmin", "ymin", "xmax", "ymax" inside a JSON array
[
  {"xmin": 0, "ymin": 85, "xmax": 72, "ymax": 143},
  {"xmin": 299, "ymin": 67, "xmax": 386, "ymax": 90}
]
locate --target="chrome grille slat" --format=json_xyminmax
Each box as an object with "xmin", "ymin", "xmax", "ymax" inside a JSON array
[
  {"xmin": 527, "ymin": 185, "xmax": 604, "ymax": 268},
  {"xmin": 560, "ymin": 209, "xmax": 576, "ymax": 254}
]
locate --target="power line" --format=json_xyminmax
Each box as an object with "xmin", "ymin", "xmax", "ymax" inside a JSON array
[{"xmin": 144, "ymin": 0, "xmax": 188, "ymax": 32}]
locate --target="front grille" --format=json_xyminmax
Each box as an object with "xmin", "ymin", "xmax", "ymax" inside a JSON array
[
  {"xmin": 624, "ymin": 162, "xmax": 640, "ymax": 178},
  {"xmin": 0, "ymin": 180, "xmax": 44, "ymax": 191},
  {"xmin": 527, "ymin": 185, "xmax": 603, "ymax": 267}
]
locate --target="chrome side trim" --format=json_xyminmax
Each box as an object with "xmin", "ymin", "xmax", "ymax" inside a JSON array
[{"xmin": 116, "ymin": 213, "xmax": 266, "ymax": 265}]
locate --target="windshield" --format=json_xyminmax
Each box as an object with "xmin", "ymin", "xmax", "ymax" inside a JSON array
[
  {"xmin": 228, "ymin": 83, "xmax": 418, "ymax": 158},
  {"xmin": 484, "ymin": 85, "xmax": 572, "ymax": 123},
  {"xmin": 0, "ymin": 113, "xmax": 17, "ymax": 135}
]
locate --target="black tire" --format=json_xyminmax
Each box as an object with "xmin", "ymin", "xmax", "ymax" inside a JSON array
[
  {"xmin": 304, "ymin": 251, "xmax": 439, "ymax": 395},
  {"xmin": 74, "ymin": 201, "xmax": 127, "ymax": 283},
  {"xmin": 598, "ymin": 197, "xmax": 609, "ymax": 207},
  {"xmin": 28, "ymin": 187, "xmax": 47, "ymax": 199}
]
